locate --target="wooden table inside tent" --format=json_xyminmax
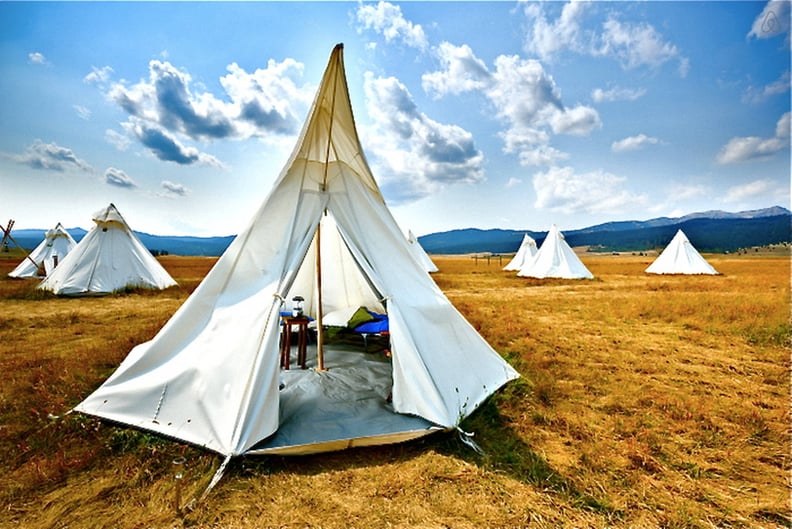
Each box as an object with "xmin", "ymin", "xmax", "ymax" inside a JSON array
[{"xmin": 280, "ymin": 316, "xmax": 311, "ymax": 370}]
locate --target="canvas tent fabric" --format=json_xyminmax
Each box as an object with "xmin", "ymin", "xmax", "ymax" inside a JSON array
[
  {"xmin": 74, "ymin": 44, "xmax": 519, "ymax": 460},
  {"xmin": 645, "ymin": 229, "xmax": 719, "ymax": 275},
  {"xmin": 517, "ymin": 224, "xmax": 593, "ymax": 279},
  {"xmin": 38, "ymin": 204, "xmax": 177, "ymax": 295},
  {"xmin": 8, "ymin": 223, "xmax": 76, "ymax": 278},
  {"xmin": 503, "ymin": 234, "xmax": 537, "ymax": 272},
  {"xmin": 407, "ymin": 230, "xmax": 438, "ymax": 273}
]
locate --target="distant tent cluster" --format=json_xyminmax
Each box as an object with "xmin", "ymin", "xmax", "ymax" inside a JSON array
[
  {"xmin": 503, "ymin": 226, "xmax": 718, "ymax": 278},
  {"xmin": 8, "ymin": 203, "xmax": 177, "ymax": 295},
  {"xmin": 507, "ymin": 225, "xmax": 593, "ymax": 279}
]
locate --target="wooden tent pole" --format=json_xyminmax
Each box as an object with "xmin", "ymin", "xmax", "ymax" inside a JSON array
[
  {"xmin": 314, "ymin": 46, "xmax": 341, "ymax": 372},
  {"xmin": 315, "ymin": 216, "xmax": 325, "ymax": 371}
]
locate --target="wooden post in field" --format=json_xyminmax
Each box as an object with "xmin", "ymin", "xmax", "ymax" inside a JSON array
[{"xmin": 1, "ymin": 219, "xmax": 39, "ymax": 268}]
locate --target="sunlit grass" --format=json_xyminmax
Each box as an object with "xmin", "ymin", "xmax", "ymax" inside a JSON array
[{"xmin": 0, "ymin": 251, "xmax": 789, "ymax": 528}]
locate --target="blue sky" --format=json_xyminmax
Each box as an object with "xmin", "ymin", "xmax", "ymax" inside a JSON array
[{"xmin": 1, "ymin": 1, "xmax": 789, "ymax": 237}]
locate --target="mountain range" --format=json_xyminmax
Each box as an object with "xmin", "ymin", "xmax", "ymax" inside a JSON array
[
  {"xmin": 5, "ymin": 206, "xmax": 791, "ymax": 257},
  {"xmin": 418, "ymin": 206, "xmax": 791, "ymax": 254}
]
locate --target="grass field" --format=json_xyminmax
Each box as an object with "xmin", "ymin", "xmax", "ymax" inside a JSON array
[{"xmin": 0, "ymin": 251, "xmax": 789, "ymax": 529}]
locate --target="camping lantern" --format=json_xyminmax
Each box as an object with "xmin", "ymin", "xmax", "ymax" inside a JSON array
[{"xmin": 292, "ymin": 296, "xmax": 304, "ymax": 317}]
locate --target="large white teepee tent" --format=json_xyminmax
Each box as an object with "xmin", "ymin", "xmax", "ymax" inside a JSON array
[
  {"xmin": 646, "ymin": 229, "xmax": 718, "ymax": 275},
  {"xmin": 407, "ymin": 229, "xmax": 438, "ymax": 273},
  {"xmin": 75, "ymin": 45, "xmax": 519, "ymax": 470},
  {"xmin": 8, "ymin": 223, "xmax": 76, "ymax": 278},
  {"xmin": 38, "ymin": 204, "xmax": 176, "ymax": 295},
  {"xmin": 517, "ymin": 224, "xmax": 593, "ymax": 279},
  {"xmin": 503, "ymin": 234, "xmax": 537, "ymax": 271}
]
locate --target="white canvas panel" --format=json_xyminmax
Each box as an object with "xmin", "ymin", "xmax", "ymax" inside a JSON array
[{"xmin": 646, "ymin": 229, "xmax": 719, "ymax": 275}]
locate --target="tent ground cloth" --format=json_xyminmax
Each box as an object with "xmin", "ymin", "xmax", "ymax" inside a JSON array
[{"xmin": 249, "ymin": 343, "xmax": 440, "ymax": 455}]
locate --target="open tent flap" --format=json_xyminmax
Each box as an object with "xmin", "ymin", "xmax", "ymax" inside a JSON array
[
  {"xmin": 325, "ymin": 177, "xmax": 519, "ymax": 428},
  {"xmin": 286, "ymin": 212, "xmax": 384, "ymax": 319}
]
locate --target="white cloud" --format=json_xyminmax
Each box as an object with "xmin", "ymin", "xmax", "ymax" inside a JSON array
[
  {"xmin": 361, "ymin": 5, "xmax": 600, "ymax": 168},
  {"xmin": 5, "ymin": 140, "xmax": 92, "ymax": 173},
  {"xmin": 105, "ymin": 129, "xmax": 131, "ymax": 151},
  {"xmin": 219, "ymin": 59, "xmax": 312, "ymax": 138},
  {"xmin": 549, "ymin": 104, "xmax": 601, "ymax": 136},
  {"xmin": 73, "ymin": 105, "xmax": 91, "ymax": 120},
  {"xmin": 84, "ymin": 66, "xmax": 114, "ymax": 85},
  {"xmin": 122, "ymin": 118, "xmax": 223, "ymax": 168},
  {"xmin": 421, "ymin": 42, "xmax": 490, "ymax": 97},
  {"xmin": 363, "ymin": 72, "xmax": 484, "ymax": 202},
  {"xmin": 742, "ymin": 70, "xmax": 791, "ymax": 104},
  {"xmin": 669, "ymin": 183, "xmax": 708, "ymax": 201},
  {"xmin": 161, "ymin": 180, "xmax": 190, "ymax": 197},
  {"xmin": 611, "ymin": 133, "xmax": 660, "ymax": 153},
  {"xmin": 355, "ymin": 1, "xmax": 428, "ymax": 50},
  {"xmin": 777, "ymin": 112, "xmax": 791, "ymax": 138},
  {"xmin": 598, "ymin": 17, "xmax": 682, "ymax": 70},
  {"xmin": 677, "ymin": 57, "xmax": 691, "ymax": 78},
  {"xmin": 94, "ymin": 57, "xmax": 314, "ymax": 167},
  {"xmin": 28, "ymin": 52, "xmax": 46, "ymax": 64},
  {"xmin": 105, "ymin": 59, "xmax": 312, "ymax": 141},
  {"xmin": 748, "ymin": 0, "xmax": 790, "ymax": 40},
  {"xmin": 104, "ymin": 167, "xmax": 137, "ymax": 189},
  {"xmin": 505, "ymin": 177, "xmax": 522, "ymax": 188},
  {"xmin": 716, "ymin": 112, "xmax": 790, "ymax": 164},
  {"xmin": 723, "ymin": 179, "xmax": 774, "ymax": 202},
  {"xmin": 487, "ymin": 55, "xmax": 600, "ymax": 165},
  {"xmin": 533, "ymin": 165, "xmax": 647, "ymax": 214},
  {"xmin": 110, "ymin": 60, "xmax": 237, "ymax": 141},
  {"xmin": 522, "ymin": 0, "xmax": 590, "ymax": 60},
  {"xmin": 522, "ymin": 2, "xmax": 688, "ymax": 74},
  {"xmin": 591, "ymin": 86, "xmax": 646, "ymax": 103},
  {"xmin": 515, "ymin": 144, "xmax": 570, "ymax": 167}
]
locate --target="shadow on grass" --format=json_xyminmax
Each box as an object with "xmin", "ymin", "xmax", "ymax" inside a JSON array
[
  {"xmin": 438, "ymin": 391, "xmax": 621, "ymax": 520},
  {"xmin": 211, "ymin": 379, "xmax": 620, "ymax": 521}
]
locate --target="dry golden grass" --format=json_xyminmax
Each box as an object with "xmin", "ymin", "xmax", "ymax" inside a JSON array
[{"xmin": 0, "ymin": 251, "xmax": 789, "ymax": 529}]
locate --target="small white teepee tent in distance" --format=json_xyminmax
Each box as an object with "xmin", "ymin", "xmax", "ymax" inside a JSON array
[
  {"xmin": 74, "ymin": 45, "xmax": 518, "ymax": 475},
  {"xmin": 503, "ymin": 233, "xmax": 537, "ymax": 271},
  {"xmin": 646, "ymin": 229, "xmax": 718, "ymax": 275},
  {"xmin": 517, "ymin": 224, "xmax": 593, "ymax": 279},
  {"xmin": 407, "ymin": 230, "xmax": 438, "ymax": 273},
  {"xmin": 8, "ymin": 223, "xmax": 76, "ymax": 278},
  {"xmin": 38, "ymin": 204, "xmax": 176, "ymax": 295}
]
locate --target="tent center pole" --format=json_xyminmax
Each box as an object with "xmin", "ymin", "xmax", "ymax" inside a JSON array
[{"xmin": 315, "ymin": 214, "xmax": 326, "ymax": 371}]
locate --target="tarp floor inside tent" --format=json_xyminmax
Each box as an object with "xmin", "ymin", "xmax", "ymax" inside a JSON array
[{"xmin": 249, "ymin": 341, "xmax": 440, "ymax": 455}]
